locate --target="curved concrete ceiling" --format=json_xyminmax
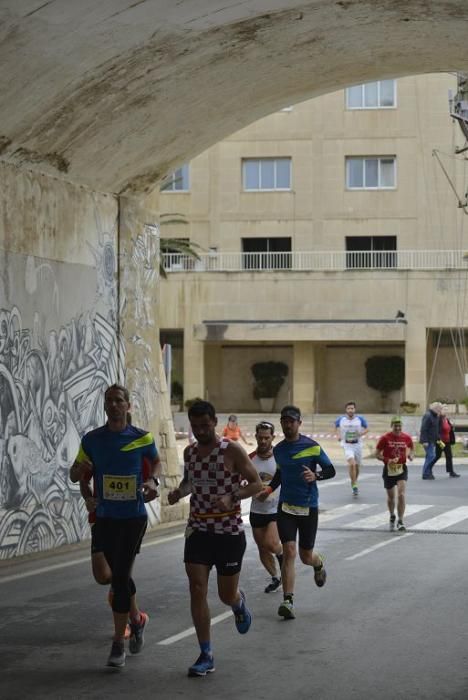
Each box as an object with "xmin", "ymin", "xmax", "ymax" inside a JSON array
[{"xmin": 1, "ymin": 1, "xmax": 468, "ymax": 195}]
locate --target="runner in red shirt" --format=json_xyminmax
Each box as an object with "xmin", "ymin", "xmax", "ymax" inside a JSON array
[{"xmin": 376, "ymin": 417, "xmax": 414, "ymax": 532}]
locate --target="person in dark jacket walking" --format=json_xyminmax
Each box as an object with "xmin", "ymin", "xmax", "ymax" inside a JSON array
[
  {"xmin": 419, "ymin": 401, "xmax": 442, "ymax": 480},
  {"xmin": 431, "ymin": 404, "xmax": 460, "ymax": 478}
]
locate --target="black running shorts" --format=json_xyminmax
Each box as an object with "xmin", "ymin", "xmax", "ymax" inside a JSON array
[
  {"xmin": 184, "ymin": 529, "xmax": 246, "ymax": 575},
  {"xmin": 382, "ymin": 464, "xmax": 408, "ymax": 490},
  {"xmin": 277, "ymin": 505, "xmax": 318, "ymax": 550},
  {"xmin": 249, "ymin": 511, "xmax": 278, "ymax": 529},
  {"xmin": 91, "ymin": 517, "xmax": 146, "ymax": 555}
]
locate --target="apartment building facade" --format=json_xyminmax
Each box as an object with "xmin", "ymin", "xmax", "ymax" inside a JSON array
[{"xmin": 159, "ymin": 73, "xmax": 468, "ymax": 414}]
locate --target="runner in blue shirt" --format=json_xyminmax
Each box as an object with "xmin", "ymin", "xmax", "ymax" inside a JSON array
[
  {"xmin": 70, "ymin": 384, "xmax": 160, "ymax": 668},
  {"xmin": 258, "ymin": 405, "xmax": 335, "ymax": 620}
]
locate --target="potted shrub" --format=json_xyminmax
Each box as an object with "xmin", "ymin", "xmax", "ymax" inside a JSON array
[
  {"xmin": 365, "ymin": 355, "xmax": 404, "ymax": 412},
  {"xmin": 435, "ymin": 397, "xmax": 456, "ymax": 414},
  {"xmin": 251, "ymin": 361, "xmax": 289, "ymax": 412},
  {"xmin": 399, "ymin": 401, "xmax": 420, "ymax": 414}
]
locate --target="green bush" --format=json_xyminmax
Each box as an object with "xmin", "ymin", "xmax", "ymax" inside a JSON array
[
  {"xmin": 251, "ymin": 361, "xmax": 289, "ymax": 399},
  {"xmin": 365, "ymin": 355, "xmax": 404, "ymax": 397}
]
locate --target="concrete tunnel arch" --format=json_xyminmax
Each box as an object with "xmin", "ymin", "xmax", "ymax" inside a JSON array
[{"xmin": 1, "ymin": 1, "xmax": 468, "ymax": 195}]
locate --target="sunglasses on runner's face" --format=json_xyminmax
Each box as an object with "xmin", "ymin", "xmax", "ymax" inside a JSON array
[{"xmin": 256, "ymin": 421, "xmax": 274, "ymax": 432}]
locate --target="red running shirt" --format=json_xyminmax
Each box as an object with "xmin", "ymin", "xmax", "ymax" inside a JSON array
[{"xmin": 376, "ymin": 431, "xmax": 414, "ymax": 464}]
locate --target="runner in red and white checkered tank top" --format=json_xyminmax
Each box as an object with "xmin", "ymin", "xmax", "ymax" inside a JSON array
[
  {"xmin": 168, "ymin": 401, "xmax": 263, "ymax": 676},
  {"xmin": 186, "ymin": 438, "xmax": 243, "ymax": 534}
]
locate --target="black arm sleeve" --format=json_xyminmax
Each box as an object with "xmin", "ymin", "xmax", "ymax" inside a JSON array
[
  {"xmin": 269, "ymin": 468, "xmax": 282, "ymax": 492},
  {"xmin": 315, "ymin": 462, "xmax": 336, "ymax": 481}
]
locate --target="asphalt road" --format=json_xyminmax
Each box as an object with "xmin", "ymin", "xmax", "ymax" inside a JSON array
[{"xmin": 2, "ymin": 460, "xmax": 468, "ymax": 700}]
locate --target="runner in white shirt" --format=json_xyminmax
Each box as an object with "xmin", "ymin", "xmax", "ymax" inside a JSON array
[
  {"xmin": 249, "ymin": 421, "xmax": 283, "ymax": 593},
  {"xmin": 334, "ymin": 401, "xmax": 368, "ymax": 496}
]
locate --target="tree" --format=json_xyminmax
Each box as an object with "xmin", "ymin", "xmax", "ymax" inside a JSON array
[
  {"xmin": 365, "ymin": 355, "xmax": 405, "ymax": 408},
  {"xmin": 159, "ymin": 213, "xmax": 202, "ymax": 278}
]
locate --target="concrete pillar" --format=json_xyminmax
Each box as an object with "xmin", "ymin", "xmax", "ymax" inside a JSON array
[
  {"xmin": 118, "ymin": 194, "xmax": 186, "ymax": 525},
  {"xmin": 205, "ymin": 344, "xmax": 222, "ymax": 407},
  {"xmin": 292, "ymin": 342, "xmax": 316, "ymax": 414},
  {"xmin": 183, "ymin": 328, "xmax": 205, "ymax": 403},
  {"xmin": 404, "ymin": 322, "xmax": 427, "ymax": 410}
]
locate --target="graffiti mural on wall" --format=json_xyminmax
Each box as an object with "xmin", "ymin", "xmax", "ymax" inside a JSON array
[
  {"xmin": 0, "ymin": 238, "xmax": 119, "ymax": 558},
  {"xmin": 120, "ymin": 223, "xmax": 161, "ymax": 428}
]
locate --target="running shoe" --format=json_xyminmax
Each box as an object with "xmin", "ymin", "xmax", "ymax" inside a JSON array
[
  {"xmin": 264, "ymin": 576, "xmax": 281, "ymax": 593},
  {"xmin": 129, "ymin": 612, "xmax": 149, "ymax": 654},
  {"xmin": 278, "ymin": 599, "xmax": 295, "ymax": 619},
  {"xmin": 233, "ymin": 590, "xmax": 252, "ymax": 634},
  {"xmin": 352, "ymin": 484, "xmax": 359, "ymax": 496},
  {"xmin": 106, "ymin": 640, "xmax": 126, "ymax": 668},
  {"xmin": 314, "ymin": 554, "xmax": 327, "ymax": 587},
  {"xmin": 188, "ymin": 652, "xmax": 215, "ymax": 677},
  {"xmin": 397, "ymin": 521, "xmax": 406, "ymax": 532},
  {"xmin": 389, "ymin": 514, "xmax": 396, "ymax": 531}
]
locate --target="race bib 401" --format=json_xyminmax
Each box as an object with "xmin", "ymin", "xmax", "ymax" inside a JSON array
[{"xmin": 103, "ymin": 474, "xmax": 137, "ymax": 501}]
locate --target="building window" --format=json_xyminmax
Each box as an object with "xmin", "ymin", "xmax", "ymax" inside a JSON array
[
  {"xmin": 160, "ymin": 164, "xmax": 190, "ymax": 191},
  {"xmin": 346, "ymin": 80, "xmax": 396, "ymax": 109},
  {"xmin": 242, "ymin": 158, "xmax": 291, "ymax": 190},
  {"xmin": 345, "ymin": 236, "xmax": 397, "ymax": 269},
  {"xmin": 346, "ymin": 156, "xmax": 396, "ymax": 189},
  {"xmin": 242, "ymin": 237, "xmax": 292, "ymax": 270}
]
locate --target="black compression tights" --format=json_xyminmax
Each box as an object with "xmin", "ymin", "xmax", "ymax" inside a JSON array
[{"xmin": 100, "ymin": 517, "xmax": 147, "ymax": 613}]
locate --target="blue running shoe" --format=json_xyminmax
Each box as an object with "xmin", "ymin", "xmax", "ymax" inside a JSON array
[
  {"xmin": 233, "ymin": 590, "xmax": 252, "ymax": 634},
  {"xmin": 188, "ymin": 652, "xmax": 215, "ymax": 677}
]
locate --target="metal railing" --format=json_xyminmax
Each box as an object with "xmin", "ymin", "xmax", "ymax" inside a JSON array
[{"xmin": 162, "ymin": 249, "xmax": 468, "ymax": 273}]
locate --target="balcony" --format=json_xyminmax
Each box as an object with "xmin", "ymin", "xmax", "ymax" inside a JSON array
[{"xmin": 162, "ymin": 249, "xmax": 468, "ymax": 273}]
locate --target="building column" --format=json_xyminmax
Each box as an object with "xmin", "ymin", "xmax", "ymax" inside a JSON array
[
  {"xmin": 118, "ymin": 194, "xmax": 186, "ymax": 526},
  {"xmin": 292, "ymin": 342, "xmax": 316, "ymax": 414},
  {"xmin": 404, "ymin": 322, "xmax": 427, "ymax": 410},
  {"xmin": 183, "ymin": 328, "xmax": 205, "ymax": 403}
]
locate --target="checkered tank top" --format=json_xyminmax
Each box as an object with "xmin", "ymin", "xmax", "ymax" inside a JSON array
[{"xmin": 186, "ymin": 438, "xmax": 243, "ymax": 534}]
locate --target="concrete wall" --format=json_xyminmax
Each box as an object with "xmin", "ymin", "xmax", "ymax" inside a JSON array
[
  {"xmin": 0, "ymin": 164, "xmax": 183, "ymax": 559},
  {"xmin": 0, "ymin": 163, "xmax": 120, "ymax": 557}
]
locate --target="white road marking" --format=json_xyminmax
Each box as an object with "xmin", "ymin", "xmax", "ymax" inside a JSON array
[
  {"xmin": 410, "ymin": 506, "xmax": 468, "ymax": 531},
  {"xmin": 341, "ymin": 504, "xmax": 432, "ymax": 529},
  {"xmin": 345, "ymin": 533, "xmax": 414, "ymax": 560},
  {"xmin": 0, "ymin": 532, "xmax": 184, "ymax": 585},
  {"xmin": 319, "ymin": 474, "xmax": 377, "ymax": 489},
  {"xmin": 319, "ymin": 503, "xmax": 375, "ymax": 523},
  {"xmin": 157, "ymin": 611, "xmax": 233, "ymax": 645}
]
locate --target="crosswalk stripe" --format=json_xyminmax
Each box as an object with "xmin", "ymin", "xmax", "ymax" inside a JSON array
[
  {"xmin": 341, "ymin": 504, "xmax": 432, "ymax": 529},
  {"xmin": 319, "ymin": 503, "xmax": 375, "ymax": 523},
  {"xmin": 410, "ymin": 505, "xmax": 468, "ymax": 531},
  {"xmin": 319, "ymin": 474, "xmax": 376, "ymax": 489}
]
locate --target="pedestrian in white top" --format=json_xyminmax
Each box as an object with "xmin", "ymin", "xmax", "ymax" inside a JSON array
[
  {"xmin": 334, "ymin": 401, "xmax": 368, "ymax": 496},
  {"xmin": 249, "ymin": 421, "xmax": 283, "ymax": 593}
]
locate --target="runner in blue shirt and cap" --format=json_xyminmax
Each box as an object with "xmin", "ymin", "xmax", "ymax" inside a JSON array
[{"xmin": 257, "ymin": 405, "xmax": 336, "ymax": 619}]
